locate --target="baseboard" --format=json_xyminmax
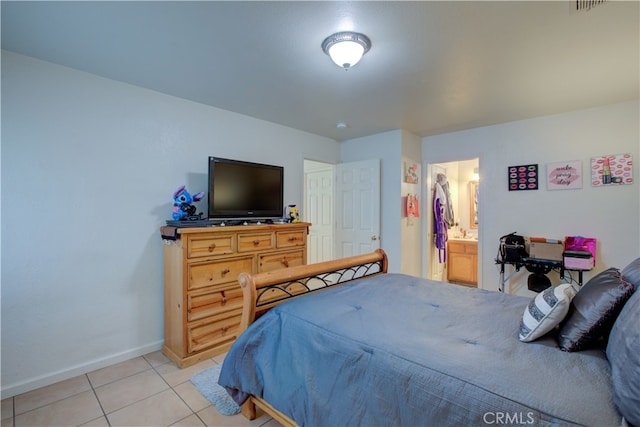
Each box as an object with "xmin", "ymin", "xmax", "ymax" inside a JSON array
[{"xmin": 0, "ymin": 340, "xmax": 163, "ymax": 399}]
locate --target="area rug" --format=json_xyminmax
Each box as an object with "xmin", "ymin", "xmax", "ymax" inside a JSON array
[{"xmin": 191, "ymin": 364, "xmax": 241, "ymax": 416}]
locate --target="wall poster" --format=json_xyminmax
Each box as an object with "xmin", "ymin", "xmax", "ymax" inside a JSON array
[
  {"xmin": 404, "ymin": 162, "xmax": 419, "ymax": 184},
  {"xmin": 547, "ymin": 160, "xmax": 582, "ymax": 190},
  {"xmin": 508, "ymin": 164, "xmax": 538, "ymax": 191},
  {"xmin": 590, "ymin": 153, "xmax": 633, "ymax": 187}
]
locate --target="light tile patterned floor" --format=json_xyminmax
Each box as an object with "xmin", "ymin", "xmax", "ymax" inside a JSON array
[{"xmin": 1, "ymin": 351, "xmax": 280, "ymax": 427}]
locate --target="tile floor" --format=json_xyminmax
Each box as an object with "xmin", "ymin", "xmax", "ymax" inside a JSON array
[{"xmin": 1, "ymin": 351, "xmax": 280, "ymax": 427}]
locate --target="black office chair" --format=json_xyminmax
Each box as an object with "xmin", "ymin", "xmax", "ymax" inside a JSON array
[{"xmin": 525, "ymin": 262, "xmax": 553, "ymax": 292}]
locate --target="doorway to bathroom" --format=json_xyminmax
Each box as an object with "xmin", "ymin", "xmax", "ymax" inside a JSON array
[{"xmin": 426, "ymin": 158, "xmax": 480, "ymax": 285}]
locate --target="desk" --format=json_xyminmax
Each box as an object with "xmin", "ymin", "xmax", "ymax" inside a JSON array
[{"xmin": 497, "ymin": 258, "xmax": 588, "ymax": 293}]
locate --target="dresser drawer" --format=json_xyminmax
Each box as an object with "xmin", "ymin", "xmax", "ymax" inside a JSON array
[
  {"xmin": 187, "ymin": 234, "xmax": 234, "ymax": 259},
  {"xmin": 276, "ymin": 229, "xmax": 306, "ymax": 248},
  {"xmin": 187, "ymin": 284, "xmax": 243, "ymax": 322},
  {"xmin": 259, "ymin": 249, "xmax": 305, "ymax": 273},
  {"xmin": 187, "ymin": 309, "xmax": 242, "ymax": 354},
  {"xmin": 238, "ymin": 232, "xmax": 275, "ymax": 252},
  {"xmin": 188, "ymin": 256, "xmax": 253, "ymax": 291}
]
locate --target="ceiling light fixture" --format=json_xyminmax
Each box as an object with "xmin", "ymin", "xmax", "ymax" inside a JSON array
[{"xmin": 322, "ymin": 31, "xmax": 371, "ymax": 70}]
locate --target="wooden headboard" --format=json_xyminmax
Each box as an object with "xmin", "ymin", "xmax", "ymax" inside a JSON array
[{"xmin": 237, "ymin": 249, "xmax": 388, "ymax": 333}]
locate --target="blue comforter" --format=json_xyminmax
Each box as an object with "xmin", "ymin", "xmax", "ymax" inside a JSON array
[{"xmin": 219, "ymin": 273, "xmax": 622, "ymax": 426}]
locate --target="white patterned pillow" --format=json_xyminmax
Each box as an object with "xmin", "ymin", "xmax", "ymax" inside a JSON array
[{"xmin": 519, "ymin": 283, "xmax": 576, "ymax": 342}]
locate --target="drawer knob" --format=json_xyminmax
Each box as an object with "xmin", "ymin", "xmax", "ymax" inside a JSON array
[
  {"xmin": 221, "ymin": 268, "xmax": 230, "ymax": 276},
  {"xmin": 281, "ymin": 258, "xmax": 289, "ymax": 268},
  {"xmin": 221, "ymin": 290, "xmax": 227, "ymax": 305},
  {"xmin": 208, "ymin": 243, "xmax": 216, "ymax": 252},
  {"xmin": 288, "ymin": 236, "xmax": 297, "ymax": 242},
  {"xmin": 222, "ymin": 326, "xmax": 228, "ymax": 333},
  {"xmin": 253, "ymin": 239, "xmax": 260, "ymax": 246}
]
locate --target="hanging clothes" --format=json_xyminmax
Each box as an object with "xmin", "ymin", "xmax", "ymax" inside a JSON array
[
  {"xmin": 436, "ymin": 173, "xmax": 455, "ymax": 228},
  {"xmin": 433, "ymin": 180, "xmax": 448, "ymax": 263}
]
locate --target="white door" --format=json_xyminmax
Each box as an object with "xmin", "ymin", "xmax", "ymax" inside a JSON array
[
  {"xmin": 335, "ymin": 159, "xmax": 381, "ymax": 258},
  {"xmin": 305, "ymin": 167, "xmax": 334, "ymax": 263}
]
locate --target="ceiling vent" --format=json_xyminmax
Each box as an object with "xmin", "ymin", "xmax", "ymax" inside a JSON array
[{"xmin": 575, "ymin": 0, "xmax": 608, "ymax": 12}]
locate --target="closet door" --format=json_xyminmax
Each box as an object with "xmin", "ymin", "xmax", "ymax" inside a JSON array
[{"xmin": 335, "ymin": 159, "xmax": 381, "ymax": 258}]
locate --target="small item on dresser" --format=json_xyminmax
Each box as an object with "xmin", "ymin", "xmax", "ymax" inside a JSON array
[
  {"xmin": 172, "ymin": 185, "xmax": 205, "ymax": 221},
  {"xmin": 160, "ymin": 226, "xmax": 178, "ymax": 240},
  {"xmin": 287, "ymin": 204, "xmax": 301, "ymax": 223}
]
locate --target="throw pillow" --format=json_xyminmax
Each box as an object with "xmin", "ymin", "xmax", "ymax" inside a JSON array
[
  {"xmin": 557, "ymin": 268, "xmax": 634, "ymax": 352},
  {"xmin": 606, "ymin": 289, "xmax": 640, "ymax": 426},
  {"xmin": 621, "ymin": 257, "xmax": 640, "ymax": 291},
  {"xmin": 519, "ymin": 283, "xmax": 576, "ymax": 342}
]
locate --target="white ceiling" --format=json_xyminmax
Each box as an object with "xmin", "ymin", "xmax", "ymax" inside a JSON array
[{"xmin": 2, "ymin": 1, "xmax": 638, "ymax": 142}]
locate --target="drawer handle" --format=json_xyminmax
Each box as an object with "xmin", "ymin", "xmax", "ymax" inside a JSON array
[
  {"xmin": 221, "ymin": 290, "xmax": 227, "ymax": 305},
  {"xmin": 281, "ymin": 258, "xmax": 289, "ymax": 268},
  {"xmin": 221, "ymin": 268, "xmax": 230, "ymax": 276},
  {"xmin": 288, "ymin": 236, "xmax": 297, "ymax": 242},
  {"xmin": 253, "ymin": 239, "xmax": 260, "ymax": 246},
  {"xmin": 208, "ymin": 243, "xmax": 216, "ymax": 252},
  {"xmin": 222, "ymin": 326, "xmax": 229, "ymax": 333}
]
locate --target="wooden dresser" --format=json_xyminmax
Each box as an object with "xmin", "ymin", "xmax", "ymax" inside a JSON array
[
  {"xmin": 162, "ymin": 222, "xmax": 310, "ymax": 368},
  {"xmin": 447, "ymin": 239, "xmax": 478, "ymax": 287}
]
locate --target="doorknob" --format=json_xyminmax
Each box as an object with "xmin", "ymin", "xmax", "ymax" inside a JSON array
[{"xmin": 371, "ymin": 235, "xmax": 378, "ymax": 241}]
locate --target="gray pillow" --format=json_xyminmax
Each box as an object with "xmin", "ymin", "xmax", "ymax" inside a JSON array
[
  {"xmin": 606, "ymin": 289, "xmax": 640, "ymax": 426},
  {"xmin": 557, "ymin": 268, "xmax": 634, "ymax": 352},
  {"xmin": 621, "ymin": 257, "xmax": 640, "ymax": 291}
]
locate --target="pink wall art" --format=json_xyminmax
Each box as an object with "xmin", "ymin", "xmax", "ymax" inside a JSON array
[
  {"xmin": 590, "ymin": 154, "xmax": 633, "ymax": 187},
  {"xmin": 547, "ymin": 160, "xmax": 582, "ymax": 190}
]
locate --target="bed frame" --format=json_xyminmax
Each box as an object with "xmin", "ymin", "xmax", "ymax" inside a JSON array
[{"xmin": 235, "ymin": 249, "xmax": 388, "ymax": 424}]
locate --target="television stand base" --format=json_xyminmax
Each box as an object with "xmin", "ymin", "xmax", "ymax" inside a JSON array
[{"xmin": 165, "ymin": 219, "xmax": 214, "ymax": 227}]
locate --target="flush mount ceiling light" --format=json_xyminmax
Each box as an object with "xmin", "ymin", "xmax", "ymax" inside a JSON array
[{"xmin": 322, "ymin": 31, "xmax": 371, "ymax": 70}]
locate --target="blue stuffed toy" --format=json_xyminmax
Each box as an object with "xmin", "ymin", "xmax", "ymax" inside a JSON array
[{"xmin": 172, "ymin": 185, "xmax": 205, "ymax": 220}]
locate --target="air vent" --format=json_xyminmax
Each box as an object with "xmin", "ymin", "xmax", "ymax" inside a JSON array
[{"xmin": 575, "ymin": 0, "xmax": 607, "ymax": 12}]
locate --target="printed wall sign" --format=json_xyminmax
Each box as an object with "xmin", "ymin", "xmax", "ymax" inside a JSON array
[
  {"xmin": 547, "ymin": 160, "xmax": 582, "ymax": 190},
  {"xmin": 508, "ymin": 164, "xmax": 538, "ymax": 191},
  {"xmin": 591, "ymin": 154, "xmax": 633, "ymax": 187}
]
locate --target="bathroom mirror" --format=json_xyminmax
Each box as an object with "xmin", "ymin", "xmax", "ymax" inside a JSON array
[{"xmin": 470, "ymin": 181, "xmax": 479, "ymax": 229}]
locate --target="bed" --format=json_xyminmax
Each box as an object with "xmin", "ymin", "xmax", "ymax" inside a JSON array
[{"xmin": 219, "ymin": 249, "xmax": 640, "ymax": 427}]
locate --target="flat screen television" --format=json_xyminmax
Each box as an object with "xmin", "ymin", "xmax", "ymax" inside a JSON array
[{"xmin": 208, "ymin": 157, "xmax": 284, "ymax": 220}]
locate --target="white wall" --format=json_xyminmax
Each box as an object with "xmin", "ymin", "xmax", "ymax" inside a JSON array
[
  {"xmin": 1, "ymin": 51, "xmax": 341, "ymax": 397},
  {"xmin": 400, "ymin": 130, "xmax": 423, "ymax": 277},
  {"xmin": 340, "ymin": 129, "xmax": 423, "ymax": 276},
  {"xmin": 423, "ymin": 100, "xmax": 640, "ymax": 296}
]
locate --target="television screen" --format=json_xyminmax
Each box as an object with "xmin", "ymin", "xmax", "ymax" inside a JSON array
[{"xmin": 208, "ymin": 157, "xmax": 284, "ymax": 219}]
